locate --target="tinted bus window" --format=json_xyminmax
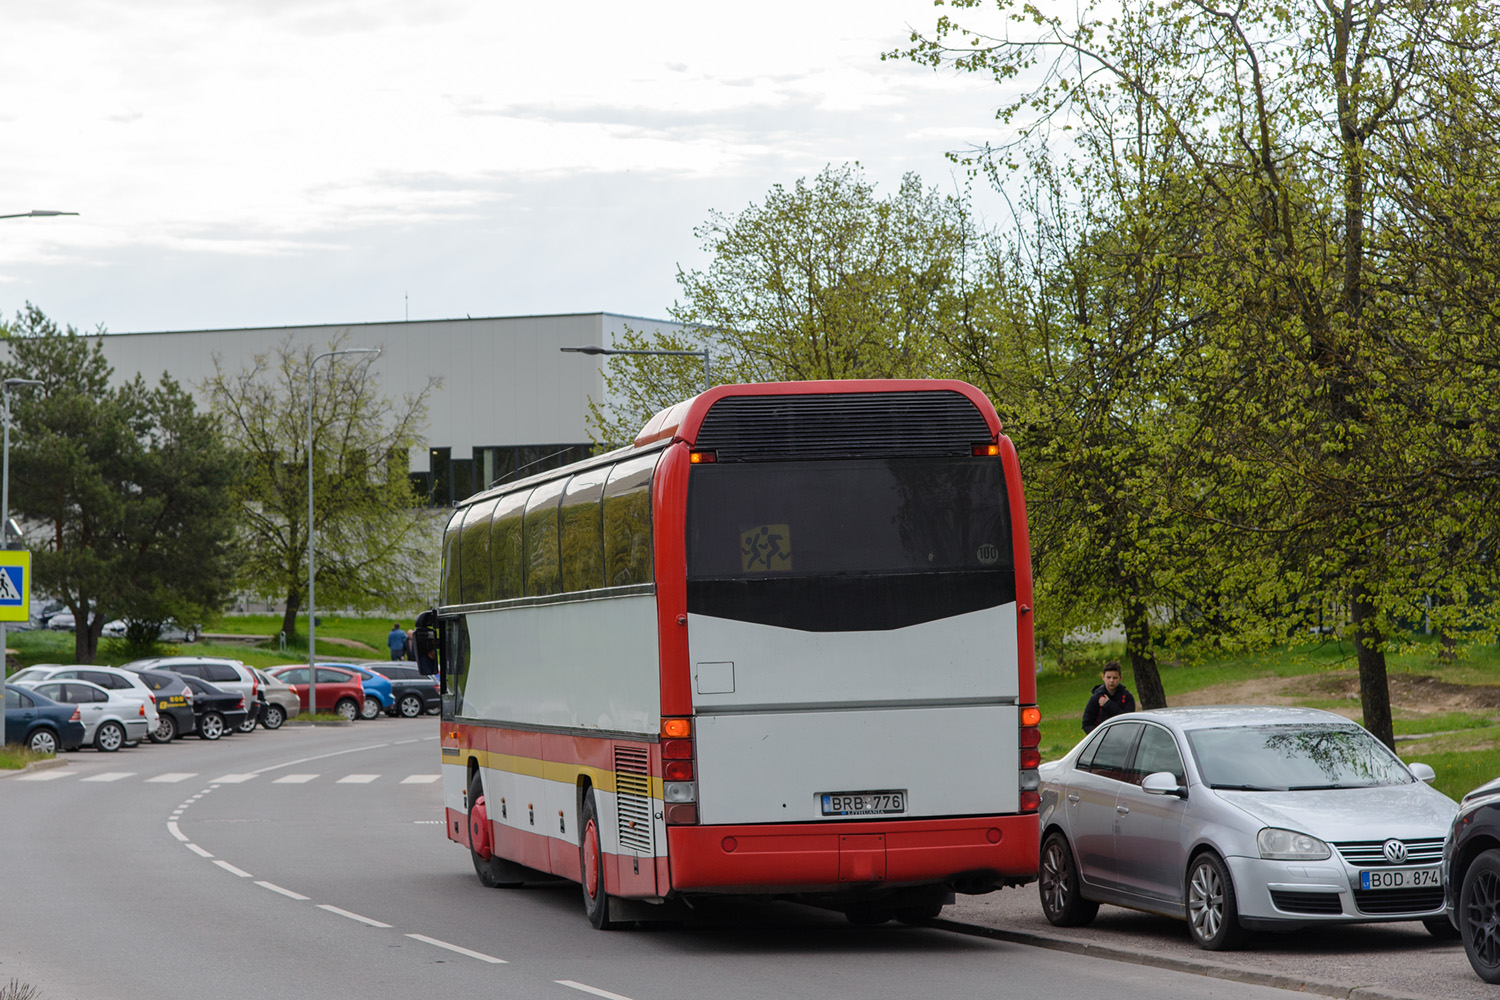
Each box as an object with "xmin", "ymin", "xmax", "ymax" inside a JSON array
[
  {"xmin": 603, "ymin": 452, "xmax": 656, "ymax": 586},
  {"xmin": 523, "ymin": 478, "xmax": 568, "ymax": 596},
  {"xmin": 488, "ymin": 489, "xmax": 530, "ymax": 601},
  {"xmin": 440, "ymin": 510, "xmax": 464, "ymax": 606},
  {"xmin": 459, "ymin": 497, "xmax": 498, "ymax": 605},
  {"xmin": 560, "ymin": 468, "xmax": 608, "ymax": 592}
]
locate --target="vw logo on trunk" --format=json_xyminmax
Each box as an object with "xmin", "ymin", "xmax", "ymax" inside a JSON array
[{"xmin": 1382, "ymin": 839, "xmax": 1408, "ymax": 864}]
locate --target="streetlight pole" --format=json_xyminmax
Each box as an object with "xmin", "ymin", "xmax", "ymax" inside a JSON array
[
  {"xmin": 560, "ymin": 345, "xmax": 712, "ymax": 394},
  {"xmin": 306, "ymin": 348, "xmax": 380, "ymax": 716},
  {"xmin": 1, "ymin": 378, "xmax": 44, "ymax": 747}
]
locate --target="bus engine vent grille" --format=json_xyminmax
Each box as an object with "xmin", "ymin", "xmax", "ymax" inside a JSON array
[
  {"xmin": 694, "ymin": 391, "xmax": 992, "ymax": 461},
  {"xmin": 614, "ymin": 746, "xmax": 654, "ymax": 855}
]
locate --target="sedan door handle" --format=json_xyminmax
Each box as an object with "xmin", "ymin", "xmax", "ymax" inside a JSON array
[
  {"xmin": 1067, "ymin": 794, "xmax": 1080, "ymax": 804},
  {"xmin": 1116, "ymin": 805, "xmax": 1130, "ymax": 815}
]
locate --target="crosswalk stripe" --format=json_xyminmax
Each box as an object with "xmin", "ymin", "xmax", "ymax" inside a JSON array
[
  {"xmin": 210, "ymin": 773, "xmax": 258, "ymax": 784},
  {"xmin": 16, "ymin": 771, "xmax": 71, "ymax": 781},
  {"xmin": 401, "ymin": 774, "xmax": 441, "ymax": 784},
  {"xmin": 273, "ymin": 774, "xmax": 318, "ymax": 784},
  {"xmin": 147, "ymin": 772, "xmax": 199, "ymax": 783},
  {"xmin": 82, "ymin": 772, "xmax": 135, "ymax": 783},
  {"xmin": 336, "ymin": 774, "xmax": 379, "ymax": 784}
]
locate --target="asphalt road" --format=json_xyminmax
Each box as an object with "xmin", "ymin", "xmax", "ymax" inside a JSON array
[{"xmin": 0, "ymin": 719, "xmax": 1459, "ymax": 1000}]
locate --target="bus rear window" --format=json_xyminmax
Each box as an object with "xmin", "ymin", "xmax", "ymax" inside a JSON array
[{"xmin": 686, "ymin": 457, "xmax": 1012, "ymax": 580}]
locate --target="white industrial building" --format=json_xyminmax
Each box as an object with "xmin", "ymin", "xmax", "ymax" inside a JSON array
[{"xmin": 90, "ymin": 311, "xmax": 684, "ymax": 508}]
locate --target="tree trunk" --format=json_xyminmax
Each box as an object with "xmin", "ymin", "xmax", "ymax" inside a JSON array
[
  {"xmin": 281, "ymin": 589, "xmax": 301, "ymax": 639},
  {"xmin": 1351, "ymin": 583, "xmax": 1395, "ymax": 750},
  {"xmin": 73, "ymin": 610, "xmax": 103, "ymax": 665},
  {"xmin": 1123, "ymin": 597, "xmax": 1168, "ymax": 709}
]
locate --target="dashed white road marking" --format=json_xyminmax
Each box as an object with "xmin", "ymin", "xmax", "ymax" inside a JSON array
[
  {"xmin": 255, "ymin": 881, "xmax": 310, "ymax": 901},
  {"xmin": 147, "ymin": 772, "xmax": 198, "ymax": 783},
  {"xmin": 555, "ymin": 980, "xmax": 636, "ymax": 1000},
  {"xmin": 166, "ymin": 821, "xmax": 189, "ymax": 842},
  {"xmin": 214, "ymin": 860, "xmax": 253, "ymax": 878},
  {"xmin": 401, "ymin": 774, "xmax": 441, "ymax": 784},
  {"xmin": 273, "ymin": 773, "xmax": 318, "ymax": 784},
  {"xmin": 185, "ymin": 843, "xmax": 213, "ymax": 858},
  {"xmin": 82, "ymin": 772, "xmax": 134, "ymax": 782},
  {"xmin": 405, "ymin": 934, "xmax": 506, "ymax": 964},
  {"xmin": 336, "ymin": 773, "xmax": 379, "ymax": 784},
  {"xmin": 318, "ymin": 904, "xmax": 392, "ymax": 928},
  {"xmin": 210, "ymin": 773, "xmax": 258, "ymax": 784}
]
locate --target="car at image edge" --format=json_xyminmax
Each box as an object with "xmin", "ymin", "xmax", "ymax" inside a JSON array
[{"xmin": 1443, "ymin": 775, "xmax": 1500, "ymax": 983}]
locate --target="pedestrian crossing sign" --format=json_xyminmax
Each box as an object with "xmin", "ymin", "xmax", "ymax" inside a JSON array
[{"xmin": 0, "ymin": 551, "xmax": 30, "ymax": 622}]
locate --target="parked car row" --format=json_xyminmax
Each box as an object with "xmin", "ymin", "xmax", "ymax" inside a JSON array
[
  {"xmin": 1034, "ymin": 704, "xmax": 1500, "ymax": 984},
  {"xmin": 4, "ymin": 658, "xmax": 438, "ymax": 753}
]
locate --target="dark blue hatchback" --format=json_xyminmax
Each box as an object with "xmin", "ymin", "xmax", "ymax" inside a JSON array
[{"xmin": 5, "ymin": 683, "xmax": 88, "ymax": 754}]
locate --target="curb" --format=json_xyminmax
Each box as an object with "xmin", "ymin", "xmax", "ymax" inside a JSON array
[
  {"xmin": 0, "ymin": 755, "xmax": 69, "ymax": 780},
  {"xmin": 282, "ymin": 719, "xmax": 354, "ymax": 728},
  {"xmin": 929, "ymin": 917, "xmax": 1431, "ymax": 1000}
]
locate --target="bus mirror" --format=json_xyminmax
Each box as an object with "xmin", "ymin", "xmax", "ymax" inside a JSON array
[{"xmin": 413, "ymin": 627, "xmax": 438, "ymax": 674}]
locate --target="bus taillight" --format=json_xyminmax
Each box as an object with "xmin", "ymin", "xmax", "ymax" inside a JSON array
[
  {"xmin": 972, "ymin": 443, "xmax": 1001, "ymax": 457},
  {"xmin": 661, "ymin": 717, "xmax": 698, "ymax": 824},
  {"xmin": 1019, "ymin": 705, "xmax": 1041, "ymax": 813}
]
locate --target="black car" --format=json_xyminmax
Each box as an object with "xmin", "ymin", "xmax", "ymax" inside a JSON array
[
  {"xmin": 128, "ymin": 668, "xmax": 198, "ymax": 743},
  {"xmin": 176, "ymin": 675, "xmax": 249, "ymax": 740},
  {"xmin": 367, "ymin": 663, "xmax": 441, "ymax": 718},
  {"xmin": 1444, "ymin": 776, "xmax": 1500, "ymax": 982},
  {"xmin": 5, "ymin": 683, "xmax": 87, "ymax": 754}
]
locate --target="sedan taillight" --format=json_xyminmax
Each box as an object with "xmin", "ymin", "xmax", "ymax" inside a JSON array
[{"xmin": 69, "ymin": 708, "xmax": 81, "ymax": 721}]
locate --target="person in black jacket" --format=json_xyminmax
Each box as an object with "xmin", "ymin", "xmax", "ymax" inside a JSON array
[{"xmin": 1081, "ymin": 661, "xmax": 1135, "ymax": 733}]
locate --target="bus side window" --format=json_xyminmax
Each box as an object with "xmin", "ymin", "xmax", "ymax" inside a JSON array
[
  {"xmin": 559, "ymin": 467, "xmax": 607, "ymax": 592},
  {"xmin": 439, "ymin": 509, "xmax": 464, "ymax": 606},
  {"xmin": 523, "ymin": 479, "xmax": 567, "ymax": 596},
  {"xmin": 488, "ymin": 489, "xmax": 530, "ymax": 601},
  {"xmin": 603, "ymin": 452, "xmax": 656, "ymax": 586},
  {"xmin": 458, "ymin": 497, "xmax": 498, "ymax": 605}
]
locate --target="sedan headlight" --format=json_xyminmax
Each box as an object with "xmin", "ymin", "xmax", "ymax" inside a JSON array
[{"xmin": 1257, "ymin": 827, "xmax": 1332, "ymax": 860}]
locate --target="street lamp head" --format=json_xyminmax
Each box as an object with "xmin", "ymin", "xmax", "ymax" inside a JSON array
[
  {"xmin": 560, "ymin": 346, "xmax": 608, "ymax": 356},
  {"xmin": 0, "ymin": 210, "xmax": 80, "ymax": 219},
  {"xmin": 3, "ymin": 379, "xmax": 45, "ymax": 390}
]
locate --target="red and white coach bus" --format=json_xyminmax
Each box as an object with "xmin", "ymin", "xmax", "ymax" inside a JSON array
[{"xmin": 431, "ymin": 379, "xmax": 1040, "ymax": 928}]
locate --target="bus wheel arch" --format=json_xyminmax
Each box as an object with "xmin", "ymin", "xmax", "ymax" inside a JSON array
[{"xmin": 579, "ymin": 787, "xmax": 622, "ymax": 929}]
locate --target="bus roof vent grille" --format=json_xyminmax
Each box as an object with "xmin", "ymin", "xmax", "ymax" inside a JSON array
[{"xmin": 693, "ymin": 390, "xmax": 991, "ymax": 461}]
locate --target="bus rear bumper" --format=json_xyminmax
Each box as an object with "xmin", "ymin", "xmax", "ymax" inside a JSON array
[{"xmin": 667, "ymin": 815, "xmax": 1038, "ymax": 895}]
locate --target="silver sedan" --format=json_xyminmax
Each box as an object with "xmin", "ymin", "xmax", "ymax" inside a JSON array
[{"xmin": 1037, "ymin": 706, "xmax": 1458, "ymax": 950}]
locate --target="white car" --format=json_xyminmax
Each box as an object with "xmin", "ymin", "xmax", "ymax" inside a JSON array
[
  {"xmin": 7, "ymin": 664, "xmax": 160, "ymax": 735},
  {"xmin": 18, "ymin": 678, "xmax": 152, "ymax": 751},
  {"xmin": 99, "ymin": 619, "xmax": 201, "ymax": 642}
]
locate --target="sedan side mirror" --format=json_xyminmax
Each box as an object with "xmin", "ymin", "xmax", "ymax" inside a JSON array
[
  {"xmin": 1407, "ymin": 762, "xmax": 1436, "ymax": 785},
  {"xmin": 1141, "ymin": 771, "xmax": 1187, "ymax": 798}
]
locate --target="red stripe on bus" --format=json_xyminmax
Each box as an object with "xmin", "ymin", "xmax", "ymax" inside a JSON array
[
  {"xmin": 654, "ymin": 442, "xmax": 693, "ymax": 717},
  {"xmin": 1000, "ymin": 434, "xmax": 1038, "ymax": 705}
]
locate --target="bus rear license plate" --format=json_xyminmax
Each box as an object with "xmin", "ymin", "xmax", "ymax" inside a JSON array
[{"xmin": 820, "ymin": 791, "xmax": 907, "ymax": 817}]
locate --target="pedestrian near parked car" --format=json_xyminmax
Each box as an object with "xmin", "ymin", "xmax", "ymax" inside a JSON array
[
  {"xmin": 387, "ymin": 623, "xmax": 407, "ymax": 661},
  {"xmin": 1081, "ymin": 660, "xmax": 1135, "ymax": 733}
]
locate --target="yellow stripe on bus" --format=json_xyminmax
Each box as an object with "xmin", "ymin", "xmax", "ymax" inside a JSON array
[{"xmin": 447, "ymin": 749, "xmax": 665, "ymax": 799}]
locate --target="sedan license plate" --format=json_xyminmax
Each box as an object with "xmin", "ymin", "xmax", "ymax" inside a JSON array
[
  {"xmin": 819, "ymin": 790, "xmax": 907, "ymax": 817},
  {"xmin": 1360, "ymin": 867, "xmax": 1441, "ymax": 890}
]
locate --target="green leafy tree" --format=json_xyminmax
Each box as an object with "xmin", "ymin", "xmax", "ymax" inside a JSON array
[
  {"xmin": 203, "ymin": 334, "xmax": 438, "ymax": 638},
  {"xmin": 899, "ymin": 0, "xmax": 1500, "ymax": 746},
  {"xmin": 1, "ymin": 304, "xmax": 241, "ymax": 662},
  {"xmin": 588, "ymin": 164, "xmax": 994, "ymax": 442}
]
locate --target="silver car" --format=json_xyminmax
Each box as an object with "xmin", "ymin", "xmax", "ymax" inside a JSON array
[
  {"xmin": 1037, "ymin": 706, "xmax": 1458, "ymax": 950},
  {"xmin": 20, "ymin": 678, "xmax": 152, "ymax": 751}
]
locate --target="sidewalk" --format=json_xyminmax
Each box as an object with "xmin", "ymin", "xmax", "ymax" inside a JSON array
[{"xmin": 940, "ymin": 885, "xmax": 1486, "ymax": 1000}]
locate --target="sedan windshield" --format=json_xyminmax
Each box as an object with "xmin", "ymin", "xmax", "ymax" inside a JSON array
[{"xmin": 1187, "ymin": 724, "xmax": 1413, "ymax": 790}]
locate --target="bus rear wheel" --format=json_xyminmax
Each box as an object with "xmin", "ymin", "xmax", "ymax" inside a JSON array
[{"xmin": 579, "ymin": 789, "xmax": 622, "ymax": 929}]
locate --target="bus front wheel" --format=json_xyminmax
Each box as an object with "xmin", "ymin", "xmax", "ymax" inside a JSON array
[{"xmin": 579, "ymin": 789, "xmax": 622, "ymax": 930}]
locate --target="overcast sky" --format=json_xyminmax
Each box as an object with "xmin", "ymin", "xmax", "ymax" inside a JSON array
[{"xmin": 1, "ymin": 1, "xmax": 1014, "ymax": 334}]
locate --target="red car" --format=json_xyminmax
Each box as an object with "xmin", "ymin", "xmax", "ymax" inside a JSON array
[{"xmin": 267, "ymin": 666, "xmax": 366, "ymax": 720}]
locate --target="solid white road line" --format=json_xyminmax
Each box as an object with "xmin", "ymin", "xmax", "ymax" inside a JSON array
[
  {"xmin": 336, "ymin": 774, "xmax": 379, "ymax": 784},
  {"xmin": 273, "ymin": 774, "xmax": 318, "ymax": 784},
  {"xmin": 317, "ymin": 904, "xmax": 392, "ymax": 928},
  {"xmin": 166, "ymin": 821, "xmax": 189, "ymax": 842},
  {"xmin": 401, "ymin": 774, "xmax": 441, "ymax": 783},
  {"xmin": 555, "ymin": 980, "xmax": 636, "ymax": 1000},
  {"xmin": 255, "ymin": 881, "xmax": 310, "ymax": 901},
  {"xmin": 146, "ymin": 772, "xmax": 198, "ymax": 783},
  {"xmin": 186, "ymin": 843, "xmax": 213, "ymax": 858},
  {"xmin": 82, "ymin": 772, "xmax": 134, "ymax": 782},
  {"xmin": 214, "ymin": 860, "xmax": 253, "ymax": 878},
  {"xmin": 405, "ymin": 934, "xmax": 507, "ymax": 964}
]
